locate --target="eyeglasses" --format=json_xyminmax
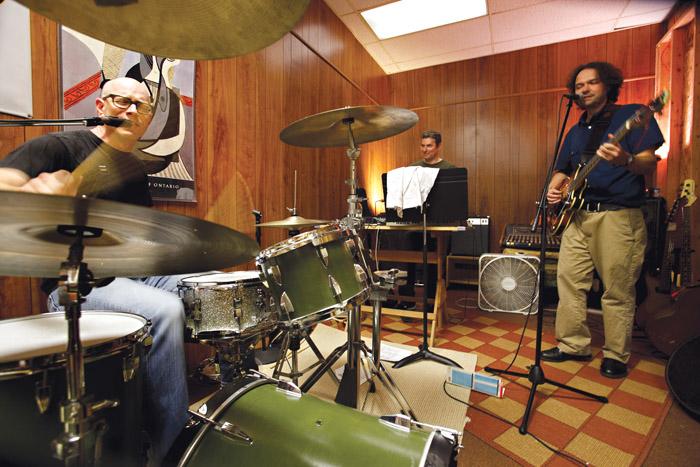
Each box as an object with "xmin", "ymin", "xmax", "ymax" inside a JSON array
[{"xmin": 103, "ymin": 94, "xmax": 154, "ymax": 115}]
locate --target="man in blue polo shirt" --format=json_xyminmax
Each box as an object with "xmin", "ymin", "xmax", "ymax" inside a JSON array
[{"xmin": 542, "ymin": 62, "xmax": 664, "ymax": 378}]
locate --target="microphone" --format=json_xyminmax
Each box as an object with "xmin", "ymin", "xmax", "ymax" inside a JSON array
[
  {"xmin": 564, "ymin": 93, "xmax": 582, "ymax": 103},
  {"xmin": 84, "ymin": 116, "xmax": 133, "ymax": 127}
]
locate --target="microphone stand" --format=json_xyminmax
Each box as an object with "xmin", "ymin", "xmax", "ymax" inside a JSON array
[
  {"xmin": 393, "ymin": 204, "xmax": 461, "ymax": 369},
  {"xmin": 0, "ymin": 117, "xmax": 119, "ymax": 127},
  {"xmin": 485, "ymin": 94, "xmax": 607, "ymax": 435}
]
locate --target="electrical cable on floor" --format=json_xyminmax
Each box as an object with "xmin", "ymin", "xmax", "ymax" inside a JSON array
[
  {"xmin": 488, "ymin": 269, "xmax": 540, "ymax": 374},
  {"xmin": 442, "ymin": 381, "xmax": 590, "ymax": 467}
]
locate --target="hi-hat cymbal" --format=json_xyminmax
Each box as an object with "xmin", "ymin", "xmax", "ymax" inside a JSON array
[
  {"xmin": 257, "ymin": 215, "xmax": 329, "ymax": 229},
  {"xmin": 280, "ymin": 105, "xmax": 419, "ymax": 148},
  {"xmin": 16, "ymin": 0, "xmax": 310, "ymax": 60},
  {"xmin": 0, "ymin": 192, "xmax": 259, "ymax": 278}
]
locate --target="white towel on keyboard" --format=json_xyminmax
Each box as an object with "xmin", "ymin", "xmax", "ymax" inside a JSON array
[{"xmin": 386, "ymin": 166, "xmax": 439, "ymax": 217}]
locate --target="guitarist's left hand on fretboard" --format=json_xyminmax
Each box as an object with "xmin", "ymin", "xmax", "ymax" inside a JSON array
[{"xmin": 596, "ymin": 133, "xmax": 632, "ymax": 167}]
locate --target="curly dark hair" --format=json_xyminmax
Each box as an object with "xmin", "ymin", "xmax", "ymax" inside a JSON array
[
  {"xmin": 421, "ymin": 130, "xmax": 442, "ymax": 146},
  {"xmin": 566, "ymin": 61, "xmax": 624, "ymax": 103}
]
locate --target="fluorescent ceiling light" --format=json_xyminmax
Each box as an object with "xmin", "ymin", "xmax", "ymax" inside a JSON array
[{"xmin": 361, "ymin": 0, "xmax": 487, "ymax": 40}]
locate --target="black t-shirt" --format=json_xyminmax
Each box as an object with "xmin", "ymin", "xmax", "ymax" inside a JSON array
[{"xmin": 0, "ymin": 130, "xmax": 153, "ymax": 206}]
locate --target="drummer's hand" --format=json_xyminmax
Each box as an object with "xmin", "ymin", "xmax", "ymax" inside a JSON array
[
  {"xmin": 19, "ymin": 170, "xmax": 81, "ymax": 196},
  {"xmin": 546, "ymin": 186, "xmax": 562, "ymax": 205}
]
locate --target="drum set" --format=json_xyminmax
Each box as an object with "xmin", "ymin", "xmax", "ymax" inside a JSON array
[{"xmin": 0, "ymin": 105, "xmax": 461, "ymax": 466}]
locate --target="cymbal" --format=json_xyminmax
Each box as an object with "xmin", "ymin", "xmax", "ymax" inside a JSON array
[
  {"xmin": 279, "ymin": 105, "xmax": 419, "ymax": 148},
  {"xmin": 257, "ymin": 216, "xmax": 329, "ymax": 229},
  {"xmin": 0, "ymin": 192, "xmax": 259, "ymax": 278},
  {"xmin": 16, "ymin": 0, "xmax": 310, "ymax": 60}
]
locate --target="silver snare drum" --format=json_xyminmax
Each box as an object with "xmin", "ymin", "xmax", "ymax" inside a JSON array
[{"xmin": 178, "ymin": 271, "xmax": 277, "ymax": 341}]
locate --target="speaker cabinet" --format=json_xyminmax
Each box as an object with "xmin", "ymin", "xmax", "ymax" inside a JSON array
[{"xmin": 451, "ymin": 217, "xmax": 489, "ymax": 256}]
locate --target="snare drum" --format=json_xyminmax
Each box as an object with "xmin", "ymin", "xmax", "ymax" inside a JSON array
[
  {"xmin": 0, "ymin": 311, "xmax": 148, "ymax": 467},
  {"xmin": 256, "ymin": 224, "xmax": 369, "ymax": 324},
  {"xmin": 178, "ymin": 374, "xmax": 458, "ymax": 466},
  {"xmin": 178, "ymin": 271, "xmax": 277, "ymax": 341}
]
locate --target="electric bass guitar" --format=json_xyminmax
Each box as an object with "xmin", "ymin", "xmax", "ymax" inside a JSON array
[
  {"xmin": 636, "ymin": 180, "xmax": 694, "ymax": 330},
  {"xmin": 548, "ymin": 91, "xmax": 669, "ymax": 235},
  {"xmin": 646, "ymin": 180, "xmax": 698, "ymax": 357}
]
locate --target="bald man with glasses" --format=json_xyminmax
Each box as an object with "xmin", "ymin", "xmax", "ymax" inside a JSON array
[{"xmin": 0, "ymin": 77, "xmax": 190, "ymax": 465}]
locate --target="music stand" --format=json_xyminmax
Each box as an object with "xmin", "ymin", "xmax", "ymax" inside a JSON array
[
  {"xmin": 393, "ymin": 205, "xmax": 461, "ymax": 369},
  {"xmin": 485, "ymin": 95, "xmax": 607, "ymax": 434}
]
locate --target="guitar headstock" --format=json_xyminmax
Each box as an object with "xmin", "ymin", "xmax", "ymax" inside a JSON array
[
  {"xmin": 680, "ymin": 179, "xmax": 696, "ymax": 208},
  {"xmin": 624, "ymin": 90, "xmax": 669, "ymax": 132}
]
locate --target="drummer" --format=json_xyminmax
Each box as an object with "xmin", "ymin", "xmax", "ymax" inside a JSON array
[{"xmin": 0, "ymin": 77, "xmax": 189, "ymax": 465}]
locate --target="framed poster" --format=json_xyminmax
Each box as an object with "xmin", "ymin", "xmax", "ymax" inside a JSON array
[{"xmin": 60, "ymin": 27, "xmax": 196, "ymax": 201}]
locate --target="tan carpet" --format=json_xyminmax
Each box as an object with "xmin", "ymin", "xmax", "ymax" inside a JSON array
[{"xmin": 260, "ymin": 322, "xmax": 477, "ymax": 435}]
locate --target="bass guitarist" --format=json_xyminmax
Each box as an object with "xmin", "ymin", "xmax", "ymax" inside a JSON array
[{"xmin": 542, "ymin": 61, "xmax": 664, "ymax": 378}]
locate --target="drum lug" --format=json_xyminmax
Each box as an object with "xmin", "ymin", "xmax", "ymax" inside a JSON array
[
  {"xmin": 188, "ymin": 409, "xmax": 254, "ymax": 446},
  {"xmin": 193, "ymin": 298, "xmax": 202, "ymax": 322},
  {"xmin": 270, "ymin": 264, "xmax": 283, "ymax": 286},
  {"xmin": 276, "ymin": 379, "xmax": 302, "ymax": 398},
  {"xmin": 354, "ymin": 263, "xmax": 367, "ymax": 284},
  {"xmin": 280, "ymin": 292, "xmax": 294, "ymax": 317},
  {"xmin": 317, "ymin": 246, "xmax": 329, "ymax": 267},
  {"xmin": 34, "ymin": 374, "xmax": 51, "ymax": 414},
  {"xmin": 123, "ymin": 352, "xmax": 141, "ymax": 382},
  {"xmin": 233, "ymin": 296, "xmax": 243, "ymax": 327},
  {"xmin": 379, "ymin": 413, "xmax": 412, "ymax": 432},
  {"xmin": 344, "ymin": 238, "xmax": 357, "ymax": 256},
  {"xmin": 329, "ymin": 275, "xmax": 343, "ymax": 300}
]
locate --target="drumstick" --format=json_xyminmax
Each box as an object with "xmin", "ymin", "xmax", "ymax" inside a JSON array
[{"xmin": 73, "ymin": 144, "xmax": 146, "ymax": 197}]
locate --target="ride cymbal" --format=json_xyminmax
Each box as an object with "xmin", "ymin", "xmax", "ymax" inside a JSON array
[
  {"xmin": 257, "ymin": 216, "xmax": 329, "ymax": 229},
  {"xmin": 16, "ymin": 0, "xmax": 310, "ymax": 60},
  {"xmin": 0, "ymin": 192, "xmax": 259, "ymax": 278},
  {"xmin": 279, "ymin": 105, "xmax": 419, "ymax": 148}
]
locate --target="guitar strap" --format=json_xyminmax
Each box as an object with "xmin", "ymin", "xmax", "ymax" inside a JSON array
[{"xmin": 580, "ymin": 104, "xmax": 621, "ymax": 164}]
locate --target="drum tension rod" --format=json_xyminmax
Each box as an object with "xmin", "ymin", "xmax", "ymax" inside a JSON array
[{"xmin": 187, "ymin": 410, "xmax": 253, "ymax": 446}]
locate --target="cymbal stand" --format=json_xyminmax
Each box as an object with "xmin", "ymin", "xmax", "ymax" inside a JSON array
[
  {"xmin": 272, "ymin": 320, "xmax": 339, "ymax": 387},
  {"xmin": 287, "ymin": 170, "xmax": 301, "ymax": 236},
  {"xmin": 53, "ymin": 225, "xmax": 119, "ymax": 465}
]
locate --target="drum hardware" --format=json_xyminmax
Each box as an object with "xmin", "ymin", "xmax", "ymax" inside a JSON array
[
  {"xmin": 280, "ymin": 105, "xmax": 418, "ymax": 410},
  {"xmin": 369, "ymin": 269, "xmax": 407, "ymax": 368},
  {"xmin": 187, "ymin": 410, "xmax": 253, "ymax": 446},
  {"xmin": 35, "ymin": 373, "xmax": 52, "ymax": 414},
  {"xmin": 299, "ymin": 302, "xmax": 417, "ymax": 420},
  {"xmin": 379, "ymin": 413, "xmax": 462, "ymax": 440},
  {"xmin": 271, "ymin": 322, "xmax": 339, "ymax": 387}
]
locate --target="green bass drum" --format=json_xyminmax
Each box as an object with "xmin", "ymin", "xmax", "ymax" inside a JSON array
[{"xmin": 178, "ymin": 374, "xmax": 458, "ymax": 466}]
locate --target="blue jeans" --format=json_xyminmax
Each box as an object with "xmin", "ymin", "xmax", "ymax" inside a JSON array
[{"xmin": 49, "ymin": 275, "xmax": 190, "ymax": 464}]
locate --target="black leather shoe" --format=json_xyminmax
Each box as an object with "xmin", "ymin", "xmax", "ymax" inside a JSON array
[
  {"xmin": 600, "ymin": 358, "xmax": 627, "ymax": 379},
  {"xmin": 541, "ymin": 347, "xmax": 592, "ymax": 362}
]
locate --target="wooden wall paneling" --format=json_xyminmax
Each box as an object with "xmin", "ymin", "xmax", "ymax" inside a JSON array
[
  {"xmin": 492, "ymin": 97, "xmax": 514, "ymax": 244},
  {"xmin": 690, "ymin": 12, "xmax": 700, "ymax": 279},
  {"xmin": 475, "ymin": 99, "xmax": 495, "ymax": 244}
]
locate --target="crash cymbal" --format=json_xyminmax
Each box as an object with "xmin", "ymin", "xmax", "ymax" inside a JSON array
[
  {"xmin": 257, "ymin": 215, "xmax": 329, "ymax": 229},
  {"xmin": 279, "ymin": 105, "xmax": 418, "ymax": 148},
  {"xmin": 16, "ymin": 0, "xmax": 310, "ymax": 60},
  {"xmin": 0, "ymin": 192, "xmax": 259, "ymax": 278}
]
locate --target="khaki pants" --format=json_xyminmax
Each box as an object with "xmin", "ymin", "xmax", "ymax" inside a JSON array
[{"xmin": 555, "ymin": 208, "xmax": 646, "ymax": 363}]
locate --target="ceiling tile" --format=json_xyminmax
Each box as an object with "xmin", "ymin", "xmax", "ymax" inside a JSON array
[
  {"xmin": 622, "ymin": 0, "xmax": 676, "ymax": 17},
  {"xmin": 395, "ymin": 44, "xmax": 494, "ymax": 72},
  {"xmin": 491, "ymin": 0, "xmax": 625, "ymax": 43},
  {"xmin": 381, "ymin": 16, "xmax": 491, "ymax": 62},
  {"xmin": 324, "ymin": 0, "xmax": 355, "ymax": 16},
  {"xmin": 348, "ymin": 0, "xmax": 391, "ymax": 10},
  {"xmin": 339, "ymin": 12, "xmax": 378, "ymax": 44},
  {"xmin": 492, "ymin": 19, "xmax": 616, "ymax": 54},
  {"xmin": 488, "ymin": 0, "xmax": 552, "ymax": 14},
  {"xmin": 364, "ymin": 42, "xmax": 393, "ymax": 65},
  {"xmin": 615, "ymin": 9, "xmax": 671, "ymax": 30}
]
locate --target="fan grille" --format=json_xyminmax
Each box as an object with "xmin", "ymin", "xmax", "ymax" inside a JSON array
[{"xmin": 478, "ymin": 254, "xmax": 539, "ymax": 314}]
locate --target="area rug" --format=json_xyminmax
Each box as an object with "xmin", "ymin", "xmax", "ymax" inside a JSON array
[{"xmin": 261, "ymin": 322, "xmax": 477, "ymax": 436}]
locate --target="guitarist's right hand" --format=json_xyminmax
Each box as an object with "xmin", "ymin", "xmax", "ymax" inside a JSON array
[{"xmin": 547, "ymin": 186, "xmax": 563, "ymax": 205}]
